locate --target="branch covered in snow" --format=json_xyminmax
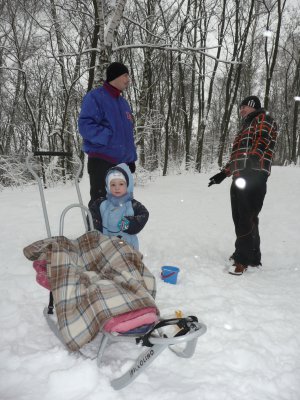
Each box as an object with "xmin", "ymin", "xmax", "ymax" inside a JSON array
[
  {"xmin": 42, "ymin": 45, "xmax": 241, "ymax": 65},
  {"xmin": 112, "ymin": 44, "xmax": 243, "ymax": 65}
]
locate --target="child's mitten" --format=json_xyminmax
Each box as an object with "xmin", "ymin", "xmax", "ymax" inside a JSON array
[{"xmin": 118, "ymin": 217, "xmax": 130, "ymax": 231}]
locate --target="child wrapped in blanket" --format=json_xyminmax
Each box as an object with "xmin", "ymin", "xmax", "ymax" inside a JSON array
[{"xmin": 31, "ymin": 163, "xmax": 149, "ymax": 293}]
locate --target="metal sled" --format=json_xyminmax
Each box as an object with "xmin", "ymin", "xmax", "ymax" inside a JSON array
[
  {"xmin": 43, "ymin": 306, "xmax": 207, "ymax": 390},
  {"xmin": 26, "ymin": 151, "xmax": 207, "ymax": 390}
]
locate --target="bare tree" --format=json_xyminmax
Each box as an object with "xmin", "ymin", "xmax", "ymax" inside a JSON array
[
  {"xmin": 217, "ymin": 0, "xmax": 255, "ymax": 167},
  {"xmin": 262, "ymin": 0, "xmax": 287, "ymax": 110},
  {"xmin": 0, "ymin": 0, "xmax": 299, "ymax": 188}
]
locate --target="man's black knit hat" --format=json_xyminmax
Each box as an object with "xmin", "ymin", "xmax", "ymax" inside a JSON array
[
  {"xmin": 106, "ymin": 62, "xmax": 129, "ymax": 82},
  {"xmin": 239, "ymin": 95, "xmax": 261, "ymax": 110}
]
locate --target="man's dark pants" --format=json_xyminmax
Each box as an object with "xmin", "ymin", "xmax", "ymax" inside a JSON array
[
  {"xmin": 230, "ymin": 171, "xmax": 268, "ymax": 266},
  {"xmin": 87, "ymin": 158, "xmax": 115, "ymax": 207}
]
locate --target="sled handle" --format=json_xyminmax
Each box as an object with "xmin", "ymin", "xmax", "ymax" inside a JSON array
[
  {"xmin": 26, "ymin": 152, "xmax": 88, "ymax": 236},
  {"xmin": 59, "ymin": 203, "xmax": 94, "ymax": 235}
]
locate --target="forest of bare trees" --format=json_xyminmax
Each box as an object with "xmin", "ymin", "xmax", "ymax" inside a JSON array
[{"xmin": 0, "ymin": 0, "xmax": 299, "ymax": 188}]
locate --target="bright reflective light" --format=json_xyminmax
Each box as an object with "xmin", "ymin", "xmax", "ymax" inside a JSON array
[
  {"xmin": 294, "ymin": 96, "xmax": 300, "ymax": 102},
  {"xmin": 235, "ymin": 177, "xmax": 246, "ymax": 189}
]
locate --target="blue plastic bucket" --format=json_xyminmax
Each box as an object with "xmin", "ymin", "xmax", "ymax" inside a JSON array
[{"xmin": 161, "ymin": 266, "xmax": 180, "ymax": 284}]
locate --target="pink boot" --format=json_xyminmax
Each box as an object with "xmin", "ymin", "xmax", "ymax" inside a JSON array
[
  {"xmin": 36, "ymin": 272, "xmax": 51, "ymax": 290},
  {"xmin": 33, "ymin": 260, "xmax": 50, "ymax": 290},
  {"xmin": 33, "ymin": 260, "xmax": 47, "ymax": 274}
]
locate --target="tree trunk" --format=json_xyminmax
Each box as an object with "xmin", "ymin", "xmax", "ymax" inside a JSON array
[
  {"xmin": 263, "ymin": 0, "xmax": 287, "ymax": 110},
  {"xmin": 196, "ymin": 0, "xmax": 226, "ymax": 171},
  {"xmin": 163, "ymin": 53, "xmax": 174, "ymax": 176},
  {"xmin": 218, "ymin": 0, "xmax": 255, "ymax": 167},
  {"xmin": 291, "ymin": 56, "xmax": 300, "ymax": 163}
]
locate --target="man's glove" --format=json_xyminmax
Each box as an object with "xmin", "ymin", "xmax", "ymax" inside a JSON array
[
  {"xmin": 128, "ymin": 162, "xmax": 136, "ymax": 173},
  {"xmin": 118, "ymin": 217, "xmax": 130, "ymax": 231},
  {"xmin": 208, "ymin": 171, "xmax": 227, "ymax": 187}
]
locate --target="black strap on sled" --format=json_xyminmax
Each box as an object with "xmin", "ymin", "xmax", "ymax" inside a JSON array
[
  {"xmin": 136, "ymin": 316, "xmax": 198, "ymax": 347},
  {"xmin": 47, "ymin": 292, "xmax": 54, "ymax": 314}
]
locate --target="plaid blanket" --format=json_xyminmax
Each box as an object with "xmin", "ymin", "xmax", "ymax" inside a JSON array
[{"xmin": 23, "ymin": 231, "xmax": 158, "ymax": 351}]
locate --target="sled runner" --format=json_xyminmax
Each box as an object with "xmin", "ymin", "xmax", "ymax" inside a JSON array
[
  {"xmin": 24, "ymin": 152, "xmax": 207, "ymax": 390},
  {"xmin": 46, "ymin": 308, "xmax": 206, "ymax": 390}
]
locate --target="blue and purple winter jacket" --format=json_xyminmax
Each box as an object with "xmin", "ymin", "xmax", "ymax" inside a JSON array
[{"xmin": 78, "ymin": 83, "xmax": 137, "ymax": 163}]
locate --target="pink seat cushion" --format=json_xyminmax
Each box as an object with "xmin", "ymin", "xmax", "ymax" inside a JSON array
[{"xmin": 104, "ymin": 307, "xmax": 158, "ymax": 333}]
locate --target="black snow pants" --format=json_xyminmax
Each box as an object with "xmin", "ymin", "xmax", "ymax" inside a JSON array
[
  {"xmin": 87, "ymin": 157, "xmax": 115, "ymax": 206},
  {"xmin": 230, "ymin": 171, "xmax": 268, "ymax": 266}
]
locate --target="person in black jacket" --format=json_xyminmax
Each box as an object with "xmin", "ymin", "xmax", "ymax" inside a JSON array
[
  {"xmin": 89, "ymin": 163, "xmax": 148, "ymax": 251},
  {"xmin": 208, "ymin": 96, "xmax": 278, "ymax": 275}
]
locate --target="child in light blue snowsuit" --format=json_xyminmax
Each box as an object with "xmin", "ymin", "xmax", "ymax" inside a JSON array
[{"xmin": 89, "ymin": 163, "xmax": 149, "ymax": 250}]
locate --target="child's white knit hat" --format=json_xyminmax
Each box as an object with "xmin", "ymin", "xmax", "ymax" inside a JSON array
[{"xmin": 107, "ymin": 170, "xmax": 127, "ymax": 186}]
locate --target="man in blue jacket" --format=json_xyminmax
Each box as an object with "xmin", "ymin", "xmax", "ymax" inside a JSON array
[{"xmin": 78, "ymin": 62, "xmax": 137, "ymax": 205}]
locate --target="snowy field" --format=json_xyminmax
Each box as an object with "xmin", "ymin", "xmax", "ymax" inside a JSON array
[{"xmin": 0, "ymin": 166, "xmax": 300, "ymax": 400}]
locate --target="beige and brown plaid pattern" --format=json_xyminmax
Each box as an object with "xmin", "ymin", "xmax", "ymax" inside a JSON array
[{"xmin": 23, "ymin": 231, "xmax": 158, "ymax": 351}]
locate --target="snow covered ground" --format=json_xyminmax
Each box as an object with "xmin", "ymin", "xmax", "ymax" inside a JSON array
[{"xmin": 0, "ymin": 166, "xmax": 300, "ymax": 400}]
